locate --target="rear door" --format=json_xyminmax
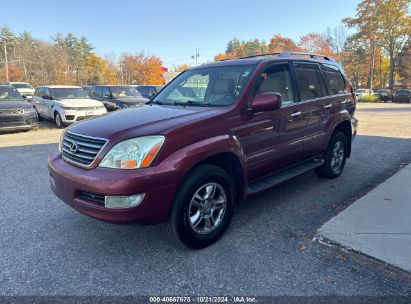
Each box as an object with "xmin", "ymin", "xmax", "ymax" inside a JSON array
[{"xmin": 293, "ymin": 62, "xmax": 331, "ymax": 157}]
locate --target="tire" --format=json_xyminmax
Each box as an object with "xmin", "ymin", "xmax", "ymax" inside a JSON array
[
  {"xmin": 315, "ymin": 131, "xmax": 348, "ymax": 179},
  {"xmin": 54, "ymin": 112, "xmax": 64, "ymax": 129},
  {"xmin": 166, "ymin": 164, "xmax": 236, "ymax": 249},
  {"xmin": 34, "ymin": 107, "xmax": 43, "ymax": 121}
]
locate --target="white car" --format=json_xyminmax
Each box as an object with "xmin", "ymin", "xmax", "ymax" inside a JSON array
[
  {"xmin": 32, "ymin": 85, "xmax": 107, "ymax": 128},
  {"xmin": 2, "ymin": 82, "xmax": 35, "ymax": 100},
  {"xmin": 355, "ymin": 88, "xmax": 374, "ymax": 99}
]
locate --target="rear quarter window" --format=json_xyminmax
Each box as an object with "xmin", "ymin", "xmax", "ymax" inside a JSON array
[{"xmin": 321, "ymin": 64, "xmax": 346, "ymax": 95}]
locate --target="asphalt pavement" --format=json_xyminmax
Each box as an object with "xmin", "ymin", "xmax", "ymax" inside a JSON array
[{"xmin": 1, "ymin": 103, "xmax": 411, "ymax": 296}]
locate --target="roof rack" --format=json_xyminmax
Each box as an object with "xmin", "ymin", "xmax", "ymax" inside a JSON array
[{"xmin": 233, "ymin": 51, "xmax": 337, "ymax": 62}]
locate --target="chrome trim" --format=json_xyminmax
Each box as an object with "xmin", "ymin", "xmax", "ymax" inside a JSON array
[{"xmin": 61, "ymin": 130, "xmax": 109, "ymax": 169}]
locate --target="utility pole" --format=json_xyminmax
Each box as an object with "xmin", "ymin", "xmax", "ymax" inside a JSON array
[
  {"xmin": 191, "ymin": 49, "xmax": 200, "ymax": 66},
  {"xmin": 4, "ymin": 41, "xmax": 9, "ymax": 81}
]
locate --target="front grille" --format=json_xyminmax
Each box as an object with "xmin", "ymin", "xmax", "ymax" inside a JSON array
[
  {"xmin": 67, "ymin": 106, "xmax": 102, "ymax": 111},
  {"xmin": 62, "ymin": 131, "xmax": 107, "ymax": 167},
  {"xmin": 0, "ymin": 108, "xmax": 25, "ymax": 114},
  {"xmin": 79, "ymin": 191, "xmax": 105, "ymax": 205}
]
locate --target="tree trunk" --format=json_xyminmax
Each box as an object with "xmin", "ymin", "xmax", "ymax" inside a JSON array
[
  {"xmin": 367, "ymin": 39, "xmax": 376, "ymax": 90},
  {"xmin": 388, "ymin": 41, "xmax": 395, "ymax": 90}
]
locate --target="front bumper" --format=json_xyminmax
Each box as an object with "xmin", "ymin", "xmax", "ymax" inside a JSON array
[
  {"xmin": 48, "ymin": 151, "xmax": 184, "ymax": 224},
  {"xmin": 62, "ymin": 108, "xmax": 107, "ymax": 124},
  {"xmin": 0, "ymin": 112, "xmax": 38, "ymax": 132}
]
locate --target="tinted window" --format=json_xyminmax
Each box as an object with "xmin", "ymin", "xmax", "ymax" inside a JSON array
[
  {"xmin": 321, "ymin": 64, "xmax": 345, "ymax": 95},
  {"xmin": 12, "ymin": 83, "xmax": 33, "ymax": 89},
  {"xmin": 136, "ymin": 86, "xmax": 149, "ymax": 96},
  {"xmin": 109, "ymin": 86, "xmax": 141, "ymax": 98},
  {"xmin": 102, "ymin": 87, "xmax": 111, "ymax": 98},
  {"xmin": 295, "ymin": 64, "xmax": 322, "ymax": 101},
  {"xmin": 0, "ymin": 87, "xmax": 23, "ymax": 100},
  {"xmin": 35, "ymin": 88, "xmax": 44, "ymax": 97},
  {"xmin": 255, "ymin": 63, "xmax": 294, "ymax": 105}
]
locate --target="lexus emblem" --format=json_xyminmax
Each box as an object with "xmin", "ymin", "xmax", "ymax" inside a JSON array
[{"xmin": 69, "ymin": 141, "xmax": 78, "ymax": 154}]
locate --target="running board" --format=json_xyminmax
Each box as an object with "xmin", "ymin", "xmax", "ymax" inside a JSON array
[{"xmin": 247, "ymin": 157, "xmax": 324, "ymax": 195}]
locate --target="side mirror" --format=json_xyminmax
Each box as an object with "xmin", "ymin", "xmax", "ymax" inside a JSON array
[
  {"xmin": 251, "ymin": 92, "xmax": 282, "ymax": 111},
  {"xmin": 22, "ymin": 95, "xmax": 27, "ymax": 99},
  {"xmin": 42, "ymin": 95, "xmax": 49, "ymax": 100},
  {"xmin": 103, "ymin": 94, "xmax": 111, "ymax": 99}
]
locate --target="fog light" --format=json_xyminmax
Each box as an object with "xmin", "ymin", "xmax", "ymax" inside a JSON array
[{"xmin": 104, "ymin": 194, "xmax": 145, "ymax": 209}]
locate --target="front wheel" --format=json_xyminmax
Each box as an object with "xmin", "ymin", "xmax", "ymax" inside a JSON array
[
  {"xmin": 315, "ymin": 132, "xmax": 348, "ymax": 178},
  {"xmin": 166, "ymin": 164, "xmax": 236, "ymax": 249},
  {"xmin": 54, "ymin": 112, "xmax": 64, "ymax": 129}
]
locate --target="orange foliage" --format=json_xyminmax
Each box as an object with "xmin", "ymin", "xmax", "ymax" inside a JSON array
[
  {"xmin": 268, "ymin": 34, "xmax": 301, "ymax": 53},
  {"xmin": 298, "ymin": 33, "xmax": 335, "ymax": 57},
  {"xmin": 214, "ymin": 53, "xmax": 237, "ymax": 61}
]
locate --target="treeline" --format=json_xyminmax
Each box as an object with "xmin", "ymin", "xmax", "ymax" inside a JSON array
[
  {"xmin": 214, "ymin": 0, "xmax": 411, "ymax": 90},
  {"xmin": 0, "ymin": 27, "xmax": 165, "ymax": 86}
]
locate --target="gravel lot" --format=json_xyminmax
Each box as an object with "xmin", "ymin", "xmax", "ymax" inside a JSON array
[{"xmin": 0, "ymin": 103, "xmax": 411, "ymax": 296}]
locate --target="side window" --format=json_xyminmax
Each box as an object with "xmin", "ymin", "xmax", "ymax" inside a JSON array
[
  {"xmin": 138, "ymin": 86, "xmax": 148, "ymax": 96},
  {"xmin": 320, "ymin": 64, "xmax": 346, "ymax": 95},
  {"xmin": 255, "ymin": 63, "xmax": 294, "ymax": 105},
  {"xmin": 35, "ymin": 88, "xmax": 42, "ymax": 97},
  {"xmin": 44, "ymin": 88, "xmax": 51, "ymax": 99},
  {"xmin": 102, "ymin": 87, "xmax": 110, "ymax": 98},
  {"xmin": 294, "ymin": 63, "xmax": 323, "ymax": 101}
]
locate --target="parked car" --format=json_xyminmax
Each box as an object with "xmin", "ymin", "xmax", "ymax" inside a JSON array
[
  {"xmin": 1, "ymin": 82, "xmax": 35, "ymax": 100},
  {"xmin": 134, "ymin": 85, "xmax": 163, "ymax": 99},
  {"xmin": 393, "ymin": 89, "xmax": 411, "ymax": 103},
  {"xmin": 375, "ymin": 89, "xmax": 393, "ymax": 102},
  {"xmin": 0, "ymin": 85, "xmax": 38, "ymax": 132},
  {"xmin": 32, "ymin": 85, "xmax": 107, "ymax": 128},
  {"xmin": 48, "ymin": 51, "xmax": 358, "ymax": 249},
  {"xmin": 355, "ymin": 88, "xmax": 373, "ymax": 99},
  {"xmin": 89, "ymin": 85, "xmax": 148, "ymax": 111}
]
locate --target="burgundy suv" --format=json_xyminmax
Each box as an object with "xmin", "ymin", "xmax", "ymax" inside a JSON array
[{"xmin": 48, "ymin": 52, "xmax": 358, "ymax": 249}]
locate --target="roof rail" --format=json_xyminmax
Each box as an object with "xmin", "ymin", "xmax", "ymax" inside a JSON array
[
  {"xmin": 278, "ymin": 51, "xmax": 336, "ymax": 61},
  {"xmin": 234, "ymin": 51, "xmax": 337, "ymax": 62}
]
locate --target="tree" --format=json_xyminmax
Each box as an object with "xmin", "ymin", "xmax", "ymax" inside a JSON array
[
  {"xmin": 298, "ymin": 33, "xmax": 334, "ymax": 56},
  {"xmin": 268, "ymin": 34, "xmax": 300, "ymax": 53},
  {"xmin": 375, "ymin": 0, "xmax": 410, "ymax": 89}
]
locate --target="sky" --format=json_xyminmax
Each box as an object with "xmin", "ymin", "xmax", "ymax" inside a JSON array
[{"xmin": 2, "ymin": 0, "xmax": 360, "ymax": 67}]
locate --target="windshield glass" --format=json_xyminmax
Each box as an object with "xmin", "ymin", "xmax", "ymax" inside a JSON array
[
  {"xmin": 50, "ymin": 88, "xmax": 90, "ymax": 99},
  {"xmin": 109, "ymin": 86, "xmax": 142, "ymax": 98},
  {"xmin": 12, "ymin": 83, "xmax": 33, "ymax": 89},
  {"xmin": 153, "ymin": 65, "xmax": 254, "ymax": 107},
  {"xmin": 0, "ymin": 87, "xmax": 23, "ymax": 101}
]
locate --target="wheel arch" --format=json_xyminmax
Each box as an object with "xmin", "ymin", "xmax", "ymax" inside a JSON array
[{"xmin": 332, "ymin": 120, "xmax": 352, "ymax": 157}]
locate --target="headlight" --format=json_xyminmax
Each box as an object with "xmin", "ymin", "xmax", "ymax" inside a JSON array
[
  {"xmin": 58, "ymin": 129, "xmax": 66, "ymax": 153},
  {"xmin": 99, "ymin": 136, "xmax": 165, "ymax": 169}
]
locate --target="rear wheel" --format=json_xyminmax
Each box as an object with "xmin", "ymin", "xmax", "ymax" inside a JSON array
[
  {"xmin": 315, "ymin": 132, "xmax": 348, "ymax": 178},
  {"xmin": 166, "ymin": 164, "xmax": 236, "ymax": 249},
  {"xmin": 54, "ymin": 112, "xmax": 64, "ymax": 129}
]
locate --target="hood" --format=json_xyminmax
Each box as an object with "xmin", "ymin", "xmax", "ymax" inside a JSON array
[
  {"xmin": 69, "ymin": 104, "xmax": 219, "ymax": 140},
  {"xmin": 55, "ymin": 98, "xmax": 103, "ymax": 107},
  {"xmin": 16, "ymin": 88, "xmax": 35, "ymax": 94},
  {"xmin": 113, "ymin": 97, "xmax": 149, "ymax": 104},
  {"xmin": 0, "ymin": 100, "xmax": 34, "ymax": 110}
]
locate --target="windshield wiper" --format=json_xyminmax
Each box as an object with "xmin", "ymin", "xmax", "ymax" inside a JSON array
[{"xmin": 173, "ymin": 100, "xmax": 211, "ymax": 107}]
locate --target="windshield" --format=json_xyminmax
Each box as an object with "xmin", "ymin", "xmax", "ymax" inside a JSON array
[
  {"xmin": 50, "ymin": 88, "xmax": 90, "ymax": 99},
  {"xmin": 153, "ymin": 65, "xmax": 254, "ymax": 107},
  {"xmin": 12, "ymin": 83, "xmax": 33, "ymax": 89},
  {"xmin": 0, "ymin": 87, "xmax": 23, "ymax": 101},
  {"xmin": 109, "ymin": 86, "xmax": 142, "ymax": 98}
]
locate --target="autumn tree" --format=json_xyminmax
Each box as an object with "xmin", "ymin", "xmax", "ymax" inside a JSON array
[
  {"xmin": 268, "ymin": 34, "xmax": 300, "ymax": 53},
  {"xmin": 119, "ymin": 53, "xmax": 164, "ymax": 85},
  {"xmin": 298, "ymin": 33, "xmax": 334, "ymax": 56}
]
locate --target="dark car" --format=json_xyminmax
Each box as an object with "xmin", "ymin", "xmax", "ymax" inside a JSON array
[
  {"xmin": 48, "ymin": 51, "xmax": 358, "ymax": 249},
  {"xmin": 393, "ymin": 89, "xmax": 411, "ymax": 103},
  {"xmin": 134, "ymin": 85, "xmax": 163, "ymax": 99},
  {"xmin": 0, "ymin": 85, "xmax": 38, "ymax": 133},
  {"xmin": 89, "ymin": 85, "xmax": 148, "ymax": 111},
  {"xmin": 376, "ymin": 89, "xmax": 392, "ymax": 102}
]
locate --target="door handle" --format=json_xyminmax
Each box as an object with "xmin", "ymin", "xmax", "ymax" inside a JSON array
[
  {"xmin": 341, "ymin": 99, "xmax": 350, "ymax": 104},
  {"xmin": 291, "ymin": 111, "xmax": 302, "ymax": 118},
  {"xmin": 324, "ymin": 104, "xmax": 332, "ymax": 109}
]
